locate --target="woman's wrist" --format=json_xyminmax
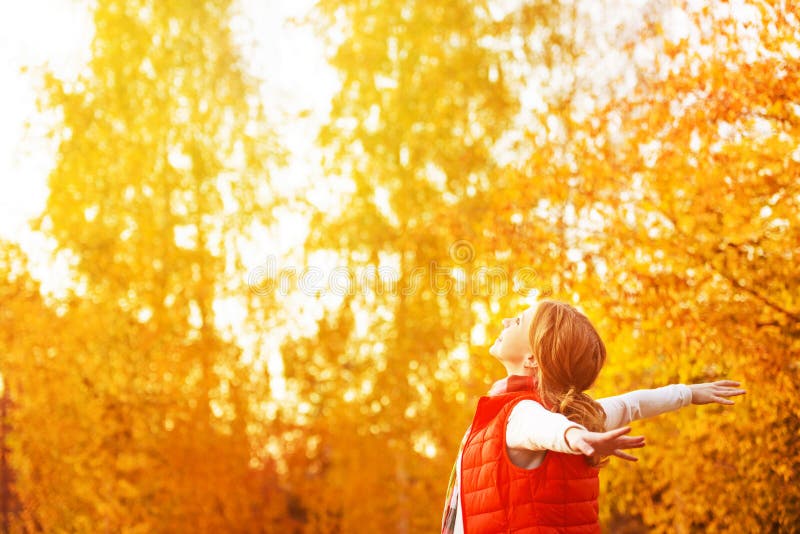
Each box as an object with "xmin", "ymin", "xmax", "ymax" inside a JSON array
[{"xmin": 564, "ymin": 426, "xmax": 586, "ymax": 453}]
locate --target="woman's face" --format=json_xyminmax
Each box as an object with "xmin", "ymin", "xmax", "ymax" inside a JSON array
[{"xmin": 489, "ymin": 304, "xmax": 538, "ymax": 372}]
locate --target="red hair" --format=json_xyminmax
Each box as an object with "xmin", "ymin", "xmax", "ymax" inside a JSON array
[{"xmin": 528, "ymin": 299, "xmax": 608, "ymax": 466}]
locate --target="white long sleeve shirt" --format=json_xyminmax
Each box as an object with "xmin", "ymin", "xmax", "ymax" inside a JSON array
[{"xmin": 451, "ymin": 384, "xmax": 693, "ymax": 534}]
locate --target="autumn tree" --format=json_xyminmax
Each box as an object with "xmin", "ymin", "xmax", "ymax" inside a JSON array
[
  {"xmin": 578, "ymin": 0, "xmax": 800, "ymax": 530},
  {"xmin": 6, "ymin": 0, "xmax": 291, "ymax": 531},
  {"xmin": 5, "ymin": 0, "xmax": 797, "ymax": 531},
  {"xmin": 276, "ymin": 0, "xmax": 666, "ymax": 531},
  {"xmin": 277, "ymin": 1, "xmax": 524, "ymax": 531},
  {"xmin": 285, "ymin": 0, "xmax": 799, "ymax": 530}
]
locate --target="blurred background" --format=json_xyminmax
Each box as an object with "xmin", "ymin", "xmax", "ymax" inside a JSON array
[{"xmin": 0, "ymin": 0, "xmax": 797, "ymax": 532}]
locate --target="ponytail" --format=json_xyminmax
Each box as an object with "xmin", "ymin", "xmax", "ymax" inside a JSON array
[{"xmin": 554, "ymin": 387, "xmax": 608, "ymax": 467}]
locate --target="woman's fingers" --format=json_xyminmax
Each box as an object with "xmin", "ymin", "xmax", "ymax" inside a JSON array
[
  {"xmin": 715, "ymin": 380, "xmax": 741, "ymax": 387},
  {"xmin": 612, "ymin": 449, "xmax": 638, "ymax": 462},
  {"xmin": 617, "ymin": 437, "xmax": 645, "ymax": 448},
  {"xmin": 716, "ymin": 387, "xmax": 746, "ymax": 397},
  {"xmin": 611, "ymin": 438, "xmax": 645, "ymax": 451},
  {"xmin": 579, "ymin": 427, "xmax": 647, "ymax": 460},
  {"xmin": 600, "ymin": 428, "xmax": 644, "ymax": 447},
  {"xmin": 598, "ymin": 431, "xmax": 645, "ymax": 454},
  {"xmin": 605, "ymin": 426, "xmax": 632, "ymax": 439},
  {"xmin": 713, "ymin": 384, "xmax": 746, "ymax": 404},
  {"xmin": 614, "ymin": 433, "xmax": 644, "ymax": 444},
  {"xmin": 713, "ymin": 380, "xmax": 747, "ymax": 398}
]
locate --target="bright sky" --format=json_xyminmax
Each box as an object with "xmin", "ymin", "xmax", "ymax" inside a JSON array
[
  {"xmin": 0, "ymin": 0, "xmax": 343, "ymax": 399},
  {"xmin": 1, "ymin": 0, "xmax": 689, "ymax": 299},
  {"xmin": 0, "ymin": 0, "xmax": 339, "ymax": 292},
  {"xmin": 0, "ymin": 0, "xmax": 89, "ymax": 295}
]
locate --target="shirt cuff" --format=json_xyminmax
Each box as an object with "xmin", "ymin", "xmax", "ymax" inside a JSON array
[{"xmin": 677, "ymin": 384, "xmax": 693, "ymax": 407}]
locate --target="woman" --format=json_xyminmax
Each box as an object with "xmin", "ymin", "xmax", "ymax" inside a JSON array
[{"xmin": 442, "ymin": 299, "xmax": 745, "ymax": 533}]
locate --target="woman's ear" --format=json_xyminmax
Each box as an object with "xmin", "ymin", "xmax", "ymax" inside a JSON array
[{"xmin": 522, "ymin": 355, "xmax": 537, "ymax": 369}]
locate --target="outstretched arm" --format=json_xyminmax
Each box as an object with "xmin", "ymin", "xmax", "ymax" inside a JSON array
[
  {"xmin": 598, "ymin": 384, "xmax": 691, "ymax": 431},
  {"xmin": 507, "ymin": 380, "xmax": 745, "ymax": 463},
  {"xmin": 563, "ymin": 379, "xmax": 746, "ymax": 461},
  {"xmin": 506, "ymin": 400, "xmax": 645, "ymax": 462},
  {"xmin": 599, "ymin": 379, "xmax": 746, "ymax": 430}
]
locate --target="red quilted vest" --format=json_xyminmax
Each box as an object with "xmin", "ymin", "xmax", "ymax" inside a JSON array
[{"xmin": 460, "ymin": 378, "xmax": 601, "ymax": 533}]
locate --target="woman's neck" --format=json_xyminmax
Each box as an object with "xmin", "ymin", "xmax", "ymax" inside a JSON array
[{"xmin": 505, "ymin": 366, "xmax": 534, "ymax": 378}]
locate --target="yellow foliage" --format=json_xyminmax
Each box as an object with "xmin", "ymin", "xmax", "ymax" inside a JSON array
[{"xmin": 2, "ymin": 0, "xmax": 798, "ymax": 532}]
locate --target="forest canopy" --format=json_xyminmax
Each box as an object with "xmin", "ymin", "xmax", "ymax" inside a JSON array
[{"xmin": 1, "ymin": 0, "xmax": 798, "ymax": 532}]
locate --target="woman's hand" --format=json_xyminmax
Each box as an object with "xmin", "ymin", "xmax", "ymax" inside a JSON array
[
  {"xmin": 689, "ymin": 380, "xmax": 746, "ymax": 405},
  {"xmin": 564, "ymin": 426, "xmax": 645, "ymax": 462}
]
